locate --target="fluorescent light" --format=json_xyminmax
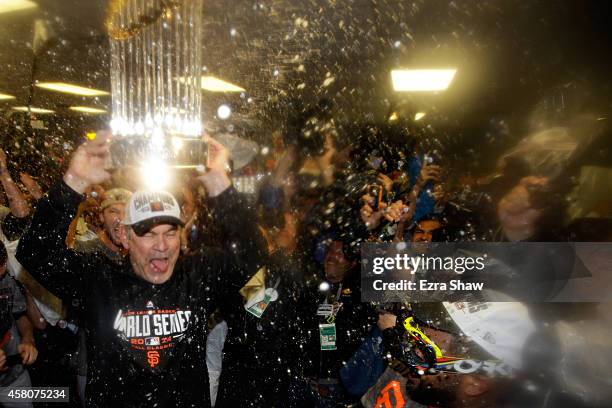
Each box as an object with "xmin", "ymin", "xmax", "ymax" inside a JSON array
[
  {"xmin": 414, "ymin": 112, "xmax": 426, "ymax": 121},
  {"xmin": 201, "ymin": 76, "xmax": 245, "ymax": 92},
  {"xmin": 391, "ymin": 69, "xmax": 456, "ymax": 92},
  {"xmin": 0, "ymin": 93, "xmax": 15, "ymax": 100},
  {"xmin": 70, "ymin": 106, "xmax": 107, "ymax": 114},
  {"xmin": 36, "ymin": 82, "xmax": 109, "ymax": 96},
  {"xmin": 12, "ymin": 106, "xmax": 54, "ymax": 114},
  {"xmin": 0, "ymin": 0, "xmax": 37, "ymax": 14}
]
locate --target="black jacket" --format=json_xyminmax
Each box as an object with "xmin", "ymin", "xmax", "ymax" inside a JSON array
[
  {"xmin": 216, "ymin": 252, "xmax": 307, "ymax": 407},
  {"xmin": 296, "ymin": 268, "xmax": 377, "ymax": 380},
  {"xmin": 16, "ymin": 182, "xmax": 263, "ymax": 408}
]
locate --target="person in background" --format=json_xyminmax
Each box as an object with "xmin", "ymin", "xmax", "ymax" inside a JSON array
[
  {"xmin": 0, "ymin": 241, "xmax": 38, "ymax": 408},
  {"xmin": 290, "ymin": 238, "xmax": 376, "ymax": 407},
  {"xmin": 67, "ymin": 186, "xmax": 132, "ymax": 406},
  {"xmin": 73, "ymin": 187, "xmax": 132, "ymax": 262},
  {"xmin": 0, "ymin": 149, "xmax": 31, "ymax": 241}
]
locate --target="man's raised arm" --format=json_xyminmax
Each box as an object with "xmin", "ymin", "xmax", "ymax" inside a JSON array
[
  {"xmin": 198, "ymin": 136, "xmax": 266, "ymax": 269},
  {"xmin": 16, "ymin": 132, "xmax": 112, "ymax": 301}
]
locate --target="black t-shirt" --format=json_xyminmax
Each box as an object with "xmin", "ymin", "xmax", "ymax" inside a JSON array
[
  {"xmin": 2, "ymin": 212, "xmax": 32, "ymax": 241},
  {"xmin": 17, "ymin": 182, "xmax": 264, "ymax": 408}
]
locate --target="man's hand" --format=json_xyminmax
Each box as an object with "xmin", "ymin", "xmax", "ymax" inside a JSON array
[
  {"xmin": 198, "ymin": 135, "xmax": 232, "ymax": 197},
  {"xmin": 272, "ymin": 146, "xmax": 297, "ymax": 187},
  {"xmin": 360, "ymin": 195, "xmax": 407, "ymax": 230},
  {"xmin": 20, "ymin": 172, "xmax": 44, "ymax": 200},
  {"xmin": 0, "ymin": 149, "xmax": 9, "ymax": 178},
  {"xmin": 63, "ymin": 130, "xmax": 112, "ymax": 194},
  {"xmin": 384, "ymin": 200, "xmax": 406, "ymax": 222},
  {"xmin": 417, "ymin": 163, "xmax": 441, "ymax": 187},
  {"xmin": 0, "ymin": 349, "xmax": 6, "ymax": 371},
  {"xmin": 432, "ymin": 183, "xmax": 445, "ymax": 203},
  {"xmin": 0, "ymin": 149, "xmax": 7, "ymax": 169},
  {"xmin": 498, "ymin": 176, "xmax": 548, "ymax": 241},
  {"xmin": 360, "ymin": 194, "xmax": 385, "ymax": 230},
  {"xmin": 377, "ymin": 312, "xmax": 397, "ymax": 331},
  {"xmin": 377, "ymin": 173, "xmax": 394, "ymax": 192},
  {"xmin": 18, "ymin": 341, "xmax": 38, "ymax": 365}
]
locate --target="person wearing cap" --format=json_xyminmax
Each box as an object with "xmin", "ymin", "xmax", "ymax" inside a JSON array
[
  {"xmin": 16, "ymin": 133, "xmax": 264, "ymax": 408},
  {"xmin": 74, "ymin": 187, "xmax": 132, "ymax": 263},
  {"xmin": 69, "ymin": 187, "xmax": 132, "ymax": 406}
]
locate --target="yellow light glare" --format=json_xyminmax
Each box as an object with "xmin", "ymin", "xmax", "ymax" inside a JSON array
[
  {"xmin": 388, "ymin": 112, "xmax": 398, "ymax": 122},
  {"xmin": 201, "ymin": 76, "xmax": 245, "ymax": 92},
  {"xmin": 70, "ymin": 106, "xmax": 107, "ymax": 114},
  {"xmin": 171, "ymin": 137, "xmax": 184, "ymax": 151},
  {"xmin": 36, "ymin": 82, "xmax": 109, "ymax": 96},
  {"xmin": 140, "ymin": 158, "xmax": 170, "ymax": 190},
  {"xmin": 0, "ymin": 0, "xmax": 37, "ymax": 14},
  {"xmin": 391, "ymin": 69, "xmax": 457, "ymax": 92},
  {"xmin": 414, "ymin": 112, "xmax": 426, "ymax": 121},
  {"xmin": 0, "ymin": 93, "xmax": 16, "ymax": 100},
  {"xmin": 12, "ymin": 106, "xmax": 54, "ymax": 114}
]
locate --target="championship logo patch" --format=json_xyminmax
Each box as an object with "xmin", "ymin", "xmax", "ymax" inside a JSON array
[
  {"xmin": 147, "ymin": 350, "xmax": 160, "ymax": 368},
  {"xmin": 114, "ymin": 308, "xmax": 192, "ymax": 371},
  {"xmin": 145, "ymin": 337, "xmax": 160, "ymax": 346},
  {"xmin": 150, "ymin": 201, "xmax": 164, "ymax": 212}
]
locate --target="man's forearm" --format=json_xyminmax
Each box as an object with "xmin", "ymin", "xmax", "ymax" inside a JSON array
[
  {"xmin": 16, "ymin": 315, "xmax": 35, "ymax": 344},
  {"xmin": 199, "ymin": 169, "xmax": 232, "ymax": 197},
  {"xmin": 0, "ymin": 170, "xmax": 31, "ymax": 218},
  {"xmin": 63, "ymin": 172, "xmax": 90, "ymax": 195},
  {"xmin": 17, "ymin": 181, "xmax": 83, "ymax": 276}
]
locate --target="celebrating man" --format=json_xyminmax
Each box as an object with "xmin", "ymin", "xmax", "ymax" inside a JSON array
[{"xmin": 16, "ymin": 132, "xmax": 263, "ymax": 407}]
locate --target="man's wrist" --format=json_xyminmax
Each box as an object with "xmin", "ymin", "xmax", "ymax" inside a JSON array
[
  {"xmin": 20, "ymin": 337, "xmax": 35, "ymax": 346},
  {"xmin": 63, "ymin": 172, "xmax": 89, "ymax": 195},
  {"xmin": 199, "ymin": 169, "xmax": 232, "ymax": 197}
]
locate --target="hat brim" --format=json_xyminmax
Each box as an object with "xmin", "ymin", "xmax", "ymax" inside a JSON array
[{"xmin": 128, "ymin": 216, "xmax": 185, "ymax": 236}]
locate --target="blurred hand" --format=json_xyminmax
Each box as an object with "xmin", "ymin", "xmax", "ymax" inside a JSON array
[
  {"xmin": 377, "ymin": 312, "xmax": 397, "ymax": 331},
  {"xmin": 272, "ymin": 146, "xmax": 297, "ymax": 186},
  {"xmin": 360, "ymin": 194, "xmax": 384, "ymax": 230},
  {"xmin": 384, "ymin": 200, "xmax": 406, "ymax": 223},
  {"xmin": 199, "ymin": 135, "xmax": 232, "ymax": 197},
  {"xmin": 63, "ymin": 130, "xmax": 112, "ymax": 194},
  {"xmin": 0, "ymin": 349, "xmax": 6, "ymax": 371},
  {"xmin": 377, "ymin": 173, "xmax": 394, "ymax": 192},
  {"xmin": 20, "ymin": 172, "xmax": 43, "ymax": 200},
  {"xmin": 204, "ymin": 134, "xmax": 230, "ymax": 173},
  {"xmin": 432, "ymin": 183, "xmax": 445, "ymax": 203},
  {"xmin": 498, "ymin": 176, "xmax": 548, "ymax": 241},
  {"xmin": 417, "ymin": 163, "xmax": 442, "ymax": 187},
  {"xmin": 18, "ymin": 342, "xmax": 37, "ymax": 365},
  {"xmin": 0, "ymin": 149, "xmax": 7, "ymax": 169}
]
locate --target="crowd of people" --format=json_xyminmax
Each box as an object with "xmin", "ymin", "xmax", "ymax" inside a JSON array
[{"xmin": 0, "ymin": 107, "xmax": 611, "ymax": 408}]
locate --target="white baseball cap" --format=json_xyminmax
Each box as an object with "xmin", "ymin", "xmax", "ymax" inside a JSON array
[{"xmin": 123, "ymin": 190, "xmax": 184, "ymax": 236}]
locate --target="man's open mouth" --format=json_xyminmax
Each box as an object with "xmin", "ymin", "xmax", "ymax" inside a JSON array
[{"xmin": 150, "ymin": 257, "xmax": 169, "ymax": 273}]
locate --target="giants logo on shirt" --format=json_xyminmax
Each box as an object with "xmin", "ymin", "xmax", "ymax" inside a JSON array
[
  {"xmin": 374, "ymin": 380, "xmax": 405, "ymax": 408},
  {"xmin": 113, "ymin": 308, "xmax": 192, "ymax": 369}
]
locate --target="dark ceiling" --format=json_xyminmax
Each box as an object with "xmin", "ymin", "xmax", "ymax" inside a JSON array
[{"xmin": 1, "ymin": 0, "xmax": 612, "ymax": 145}]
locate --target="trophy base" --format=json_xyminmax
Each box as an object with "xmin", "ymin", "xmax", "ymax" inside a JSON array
[{"xmin": 109, "ymin": 136, "xmax": 205, "ymax": 169}]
